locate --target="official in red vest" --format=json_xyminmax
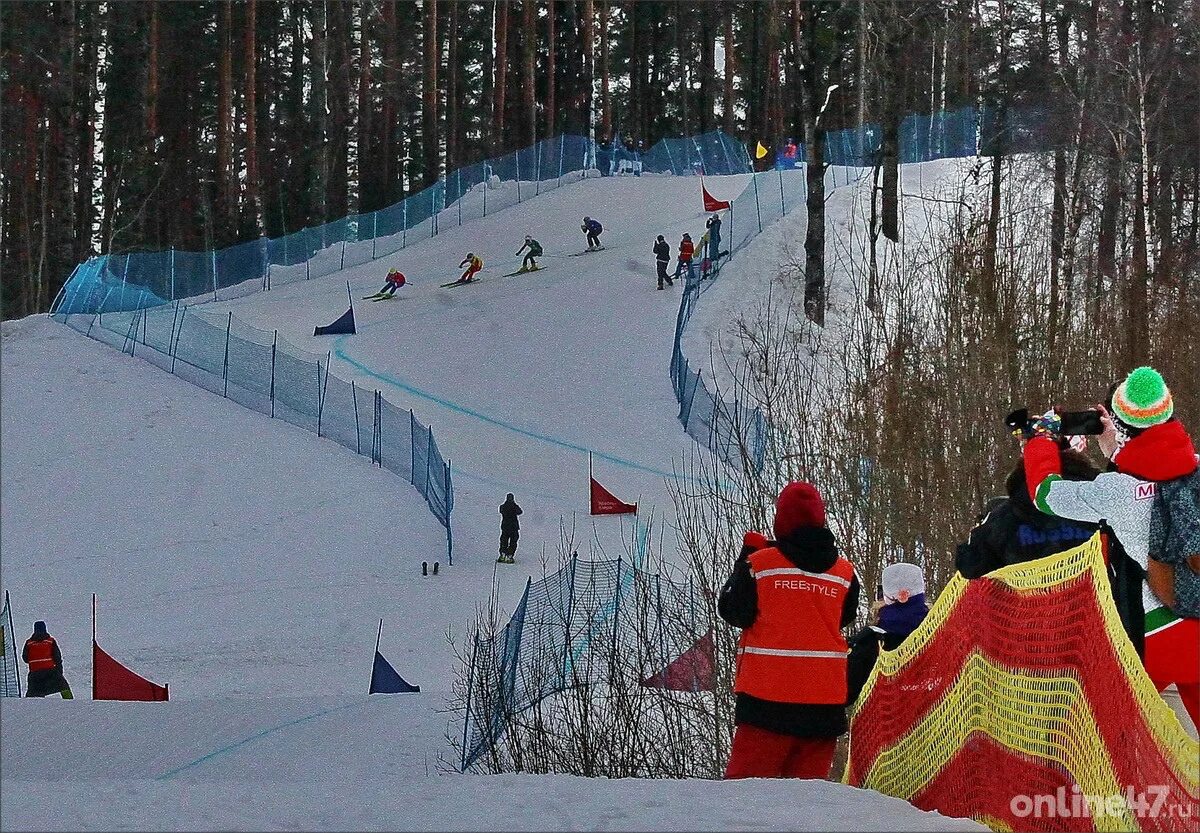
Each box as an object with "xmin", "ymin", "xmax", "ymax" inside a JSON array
[
  {"xmin": 22, "ymin": 620, "xmax": 74, "ymax": 699},
  {"xmin": 718, "ymin": 481, "xmax": 860, "ymax": 779}
]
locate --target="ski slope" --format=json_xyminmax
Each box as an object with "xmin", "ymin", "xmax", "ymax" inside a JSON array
[{"xmin": 1, "ymin": 173, "xmax": 987, "ymax": 830}]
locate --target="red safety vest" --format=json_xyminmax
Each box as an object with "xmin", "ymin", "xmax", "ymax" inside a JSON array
[
  {"xmin": 679, "ymin": 240, "xmax": 695, "ymax": 262},
  {"xmin": 734, "ymin": 547, "xmax": 854, "ymax": 704},
  {"xmin": 24, "ymin": 637, "xmax": 57, "ymax": 672}
]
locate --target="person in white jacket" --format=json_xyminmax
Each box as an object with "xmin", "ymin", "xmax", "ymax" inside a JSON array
[{"xmin": 1023, "ymin": 366, "xmax": 1199, "ymax": 727}]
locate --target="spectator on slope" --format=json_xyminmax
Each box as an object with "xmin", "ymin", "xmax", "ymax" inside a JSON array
[
  {"xmin": 515, "ymin": 236, "xmax": 543, "ymax": 273},
  {"xmin": 1023, "ymin": 366, "xmax": 1200, "ymax": 726},
  {"xmin": 718, "ymin": 482, "xmax": 860, "ymax": 780},
  {"xmin": 674, "ymin": 233, "xmax": 696, "ymax": 282},
  {"xmin": 845, "ymin": 563, "xmax": 929, "ymax": 706},
  {"xmin": 23, "ymin": 621, "xmax": 73, "ymax": 699},
  {"xmin": 653, "ymin": 235, "xmax": 673, "ymax": 290},
  {"xmin": 457, "ymin": 253, "xmax": 483, "ymax": 284},
  {"xmin": 498, "ymin": 493, "xmax": 523, "ymax": 564},
  {"xmin": 581, "ymin": 217, "xmax": 604, "ymax": 251},
  {"xmin": 705, "ymin": 212, "xmax": 723, "ymax": 264},
  {"xmin": 956, "ymin": 421, "xmax": 1145, "ymax": 654},
  {"xmin": 368, "ymin": 269, "xmax": 406, "ymax": 299}
]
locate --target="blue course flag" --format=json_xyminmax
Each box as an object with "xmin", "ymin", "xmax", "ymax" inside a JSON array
[{"xmin": 369, "ymin": 651, "xmax": 420, "ymax": 694}]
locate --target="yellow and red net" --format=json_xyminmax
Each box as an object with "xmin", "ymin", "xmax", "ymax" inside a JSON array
[{"xmin": 845, "ymin": 534, "xmax": 1199, "ymax": 831}]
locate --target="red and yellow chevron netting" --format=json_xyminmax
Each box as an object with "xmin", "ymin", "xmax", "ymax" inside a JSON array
[{"xmin": 845, "ymin": 534, "xmax": 1199, "ymax": 832}]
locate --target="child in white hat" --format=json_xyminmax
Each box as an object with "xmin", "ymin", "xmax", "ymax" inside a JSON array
[{"xmin": 847, "ymin": 562, "xmax": 929, "ymax": 705}]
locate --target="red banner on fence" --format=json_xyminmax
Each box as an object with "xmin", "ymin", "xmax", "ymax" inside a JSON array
[
  {"xmin": 702, "ymin": 179, "xmax": 731, "ymax": 212},
  {"xmin": 590, "ymin": 478, "xmax": 637, "ymax": 515}
]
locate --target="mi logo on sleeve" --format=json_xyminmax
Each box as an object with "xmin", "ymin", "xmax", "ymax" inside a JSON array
[{"xmin": 1134, "ymin": 482, "xmax": 1157, "ymax": 501}]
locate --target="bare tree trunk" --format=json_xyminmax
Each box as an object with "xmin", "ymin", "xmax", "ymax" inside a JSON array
[
  {"xmin": 583, "ymin": 0, "xmax": 594, "ymax": 142},
  {"xmin": 146, "ymin": 0, "xmax": 159, "ymax": 144},
  {"xmin": 544, "ymin": 0, "xmax": 555, "ymax": 139},
  {"xmin": 382, "ymin": 0, "xmax": 400, "ymax": 199},
  {"xmin": 493, "ymin": 0, "xmax": 509, "ymax": 148},
  {"xmin": 357, "ymin": 0, "xmax": 373, "ymax": 212},
  {"xmin": 723, "ymin": 3, "xmax": 735, "ymax": 134},
  {"xmin": 217, "ymin": 0, "xmax": 234, "ymax": 223},
  {"xmin": 244, "ymin": 0, "xmax": 263, "ymax": 234},
  {"xmin": 523, "ymin": 0, "xmax": 536, "ymax": 146},
  {"xmin": 599, "ymin": 0, "xmax": 611, "ymax": 141},
  {"xmin": 699, "ymin": 14, "xmax": 715, "ymax": 133},
  {"xmin": 422, "ymin": 0, "xmax": 439, "ymax": 187}
]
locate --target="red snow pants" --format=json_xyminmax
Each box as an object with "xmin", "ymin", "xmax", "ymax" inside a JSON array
[{"xmin": 724, "ymin": 723, "xmax": 837, "ymax": 780}]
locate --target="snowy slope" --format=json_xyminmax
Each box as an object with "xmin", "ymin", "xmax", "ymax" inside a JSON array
[
  {"xmin": 0, "ymin": 696, "xmax": 984, "ymax": 832},
  {"xmin": 0, "ymin": 172, "xmax": 989, "ymax": 831}
]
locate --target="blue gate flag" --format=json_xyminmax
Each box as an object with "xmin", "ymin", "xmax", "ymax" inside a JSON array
[{"xmin": 370, "ymin": 651, "xmax": 419, "ymax": 694}]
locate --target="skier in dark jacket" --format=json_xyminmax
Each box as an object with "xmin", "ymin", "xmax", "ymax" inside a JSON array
[
  {"xmin": 653, "ymin": 235, "xmax": 673, "ymax": 290},
  {"xmin": 704, "ymin": 213, "xmax": 722, "ymax": 263},
  {"xmin": 582, "ymin": 217, "xmax": 603, "ymax": 250},
  {"xmin": 498, "ymin": 494, "xmax": 523, "ymax": 563},
  {"xmin": 718, "ymin": 482, "xmax": 860, "ymax": 779},
  {"xmin": 846, "ymin": 563, "xmax": 928, "ymax": 706},
  {"xmin": 22, "ymin": 621, "xmax": 73, "ymax": 699}
]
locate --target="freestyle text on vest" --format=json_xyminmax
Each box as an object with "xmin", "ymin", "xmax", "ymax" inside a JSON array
[{"xmin": 734, "ymin": 547, "xmax": 854, "ymax": 704}]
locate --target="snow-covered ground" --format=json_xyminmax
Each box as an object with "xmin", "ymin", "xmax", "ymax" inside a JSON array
[{"xmin": 1, "ymin": 173, "xmax": 986, "ymax": 831}]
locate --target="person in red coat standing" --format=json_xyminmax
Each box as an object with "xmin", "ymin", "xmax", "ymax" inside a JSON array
[
  {"xmin": 23, "ymin": 620, "xmax": 73, "ymax": 699},
  {"xmin": 718, "ymin": 482, "xmax": 860, "ymax": 779},
  {"xmin": 674, "ymin": 233, "xmax": 696, "ymax": 282}
]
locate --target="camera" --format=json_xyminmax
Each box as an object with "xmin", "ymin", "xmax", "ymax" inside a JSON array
[{"xmin": 1005, "ymin": 407, "xmax": 1104, "ymax": 439}]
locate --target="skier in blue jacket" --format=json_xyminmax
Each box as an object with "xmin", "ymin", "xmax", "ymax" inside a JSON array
[{"xmin": 582, "ymin": 217, "xmax": 604, "ymax": 250}]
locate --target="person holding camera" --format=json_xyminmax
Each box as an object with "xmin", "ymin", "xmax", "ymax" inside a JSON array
[{"xmin": 1022, "ymin": 366, "xmax": 1199, "ymax": 727}]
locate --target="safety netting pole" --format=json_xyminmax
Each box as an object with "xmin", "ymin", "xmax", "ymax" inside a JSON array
[{"xmin": 222, "ymin": 311, "xmax": 232, "ymax": 398}]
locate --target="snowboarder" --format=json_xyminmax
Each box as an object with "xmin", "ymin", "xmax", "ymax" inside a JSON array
[
  {"xmin": 515, "ymin": 236, "xmax": 543, "ymax": 272},
  {"xmin": 22, "ymin": 620, "xmax": 73, "ymax": 699},
  {"xmin": 653, "ymin": 235, "xmax": 673, "ymax": 290},
  {"xmin": 705, "ymin": 213, "xmax": 722, "ymax": 263},
  {"xmin": 457, "ymin": 253, "xmax": 483, "ymax": 284},
  {"xmin": 845, "ymin": 563, "xmax": 928, "ymax": 705},
  {"xmin": 498, "ymin": 493, "xmax": 523, "ymax": 563},
  {"xmin": 674, "ymin": 233, "xmax": 696, "ymax": 282},
  {"xmin": 718, "ymin": 482, "xmax": 860, "ymax": 780},
  {"xmin": 1022, "ymin": 366, "xmax": 1200, "ymax": 726},
  {"xmin": 367, "ymin": 269, "xmax": 406, "ymax": 299},
  {"xmin": 582, "ymin": 217, "xmax": 603, "ymax": 250}
]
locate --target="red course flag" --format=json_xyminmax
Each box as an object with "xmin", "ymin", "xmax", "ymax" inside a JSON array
[
  {"xmin": 91, "ymin": 593, "xmax": 169, "ymax": 701},
  {"xmin": 641, "ymin": 630, "xmax": 716, "ymax": 692},
  {"xmin": 701, "ymin": 178, "xmax": 731, "ymax": 212},
  {"xmin": 92, "ymin": 642, "xmax": 169, "ymax": 701},
  {"xmin": 590, "ymin": 478, "xmax": 638, "ymax": 515}
]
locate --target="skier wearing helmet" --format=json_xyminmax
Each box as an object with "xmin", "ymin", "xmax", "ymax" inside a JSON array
[
  {"xmin": 515, "ymin": 235, "xmax": 544, "ymax": 272},
  {"xmin": 581, "ymin": 216, "xmax": 603, "ymax": 250},
  {"xmin": 457, "ymin": 252, "xmax": 484, "ymax": 283}
]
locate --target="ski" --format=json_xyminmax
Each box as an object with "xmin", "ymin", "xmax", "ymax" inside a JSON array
[
  {"xmin": 371, "ymin": 295, "xmax": 399, "ymax": 302},
  {"xmin": 440, "ymin": 278, "xmax": 480, "ymax": 288},
  {"xmin": 569, "ymin": 247, "xmax": 605, "ymax": 257},
  {"xmin": 361, "ymin": 293, "xmax": 385, "ymax": 300},
  {"xmin": 502, "ymin": 266, "xmax": 544, "ymax": 277}
]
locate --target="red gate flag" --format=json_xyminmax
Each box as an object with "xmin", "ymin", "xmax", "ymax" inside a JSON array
[
  {"xmin": 701, "ymin": 179, "xmax": 731, "ymax": 212},
  {"xmin": 642, "ymin": 630, "xmax": 715, "ymax": 691},
  {"xmin": 91, "ymin": 594, "xmax": 169, "ymax": 701},
  {"xmin": 590, "ymin": 478, "xmax": 637, "ymax": 515},
  {"xmin": 93, "ymin": 642, "xmax": 169, "ymax": 701}
]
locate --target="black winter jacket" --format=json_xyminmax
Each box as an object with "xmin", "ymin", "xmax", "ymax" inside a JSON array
[
  {"xmin": 717, "ymin": 527, "xmax": 860, "ymax": 738},
  {"xmin": 845, "ymin": 626, "xmax": 909, "ymax": 707},
  {"xmin": 499, "ymin": 498, "xmax": 523, "ymax": 531},
  {"xmin": 653, "ymin": 240, "xmax": 671, "ymax": 263},
  {"xmin": 955, "ymin": 458, "xmax": 1145, "ymax": 657}
]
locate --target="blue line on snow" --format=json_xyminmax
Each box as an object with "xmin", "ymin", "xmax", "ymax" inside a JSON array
[
  {"xmin": 332, "ymin": 334, "xmax": 679, "ymax": 480},
  {"xmin": 155, "ymin": 702, "xmax": 362, "ymax": 780}
]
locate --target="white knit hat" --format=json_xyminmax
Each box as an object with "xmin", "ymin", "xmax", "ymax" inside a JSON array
[{"xmin": 882, "ymin": 563, "xmax": 925, "ymax": 604}]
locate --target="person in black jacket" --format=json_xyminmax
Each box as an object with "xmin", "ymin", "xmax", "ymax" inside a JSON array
[
  {"xmin": 846, "ymin": 563, "xmax": 928, "ymax": 706},
  {"xmin": 955, "ymin": 449, "xmax": 1146, "ymax": 657},
  {"xmin": 704, "ymin": 213, "xmax": 722, "ymax": 263},
  {"xmin": 22, "ymin": 621, "xmax": 73, "ymax": 699},
  {"xmin": 498, "ymin": 494, "xmax": 523, "ymax": 563},
  {"xmin": 653, "ymin": 235, "xmax": 673, "ymax": 290}
]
